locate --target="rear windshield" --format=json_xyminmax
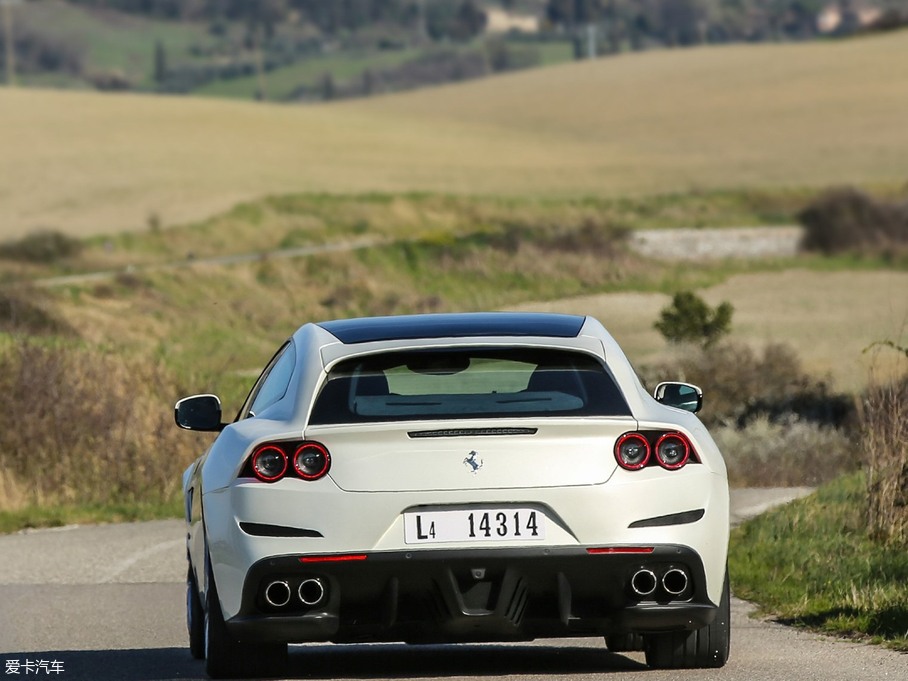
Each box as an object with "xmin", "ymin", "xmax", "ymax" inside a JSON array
[{"xmin": 309, "ymin": 348, "xmax": 631, "ymax": 425}]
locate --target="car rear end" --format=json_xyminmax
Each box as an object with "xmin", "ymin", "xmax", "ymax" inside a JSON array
[{"xmin": 206, "ymin": 317, "xmax": 728, "ymax": 646}]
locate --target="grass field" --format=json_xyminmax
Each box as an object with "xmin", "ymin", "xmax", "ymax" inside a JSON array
[
  {"xmin": 4, "ymin": 191, "xmax": 905, "ymax": 395},
  {"xmin": 512, "ymin": 269, "xmax": 908, "ymax": 392},
  {"xmin": 1, "ymin": 188, "xmax": 905, "ymax": 527},
  {"xmin": 3, "ymin": 29, "xmax": 908, "ymax": 238},
  {"xmin": 731, "ymin": 473, "xmax": 908, "ymax": 651},
  {"xmin": 0, "ymin": 189, "xmax": 813, "ymax": 279},
  {"xmin": 15, "ymin": 0, "xmax": 215, "ymax": 84}
]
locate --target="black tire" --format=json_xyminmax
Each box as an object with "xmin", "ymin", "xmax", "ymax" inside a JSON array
[
  {"xmin": 204, "ymin": 561, "xmax": 289, "ymax": 679},
  {"xmin": 187, "ymin": 565, "xmax": 205, "ymax": 660},
  {"xmin": 644, "ymin": 569, "xmax": 731, "ymax": 669},
  {"xmin": 605, "ymin": 632, "xmax": 645, "ymax": 652}
]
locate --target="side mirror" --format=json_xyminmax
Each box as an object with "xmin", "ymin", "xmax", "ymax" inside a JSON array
[
  {"xmin": 175, "ymin": 394, "xmax": 224, "ymax": 432},
  {"xmin": 654, "ymin": 382, "xmax": 703, "ymax": 414}
]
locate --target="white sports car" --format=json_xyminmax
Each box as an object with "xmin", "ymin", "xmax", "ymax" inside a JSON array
[{"xmin": 176, "ymin": 312, "xmax": 730, "ymax": 678}]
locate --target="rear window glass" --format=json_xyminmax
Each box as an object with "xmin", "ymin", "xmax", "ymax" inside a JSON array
[{"xmin": 309, "ymin": 348, "xmax": 631, "ymax": 424}]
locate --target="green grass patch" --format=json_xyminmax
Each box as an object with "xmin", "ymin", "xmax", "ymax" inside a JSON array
[
  {"xmin": 29, "ymin": 186, "xmax": 856, "ymax": 278},
  {"xmin": 536, "ymin": 41, "xmax": 575, "ymax": 66},
  {"xmin": 16, "ymin": 1, "xmax": 215, "ymax": 85},
  {"xmin": 0, "ymin": 499, "xmax": 183, "ymax": 535},
  {"xmin": 193, "ymin": 49, "xmax": 421, "ymax": 100},
  {"xmin": 21, "ymin": 189, "xmax": 905, "ymax": 412},
  {"xmin": 730, "ymin": 472, "xmax": 908, "ymax": 651}
]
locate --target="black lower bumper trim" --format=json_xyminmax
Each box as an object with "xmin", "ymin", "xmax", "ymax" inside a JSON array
[{"xmin": 228, "ymin": 545, "xmax": 716, "ymax": 644}]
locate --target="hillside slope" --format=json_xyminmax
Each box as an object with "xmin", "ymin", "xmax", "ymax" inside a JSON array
[{"xmin": 3, "ymin": 30, "xmax": 908, "ymax": 237}]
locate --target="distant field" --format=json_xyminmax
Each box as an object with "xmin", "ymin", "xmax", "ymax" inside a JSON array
[
  {"xmin": 3, "ymin": 30, "xmax": 908, "ymax": 237},
  {"xmin": 14, "ymin": 0, "xmax": 214, "ymax": 83},
  {"xmin": 510, "ymin": 270, "xmax": 908, "ymax": 392}
]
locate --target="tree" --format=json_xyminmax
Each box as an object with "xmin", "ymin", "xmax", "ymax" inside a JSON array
[
  {"xmin": 153, "ymin": 39, "xmax": 167, "ymax": 84},
  {"xmin": 426, "ymin": 0, "xmax": 487, "ymax": 41},
  {"xmin": 362, "ymin": 68, "xmax": 376, "ymax": 95},
  {"xmin": 656, "ymin": 0, "xmax": 706, "ymax": 46},
  {"xmin": 320, "ymin": 71, "xmax": 335, "ymax": 100},
  {"xmin": 453, "ymin": 0, "xmax": 486, "ymax": 40},
  {"xmin": 654, "ymin": 291, "xmax": 733, "ymax": 347},
  {"xmin": 547, "ymin": 0, "xmax": 604, "ymax": 27}
]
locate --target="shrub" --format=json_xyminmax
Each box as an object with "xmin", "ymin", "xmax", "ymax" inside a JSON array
[
  {"xmin": 798, "ymin": 187, "xmax": 908, "ymax": 255},
  {"xmin": 712, "ymin": 416, "xmax": 855, "ymax": 488},
  {"xmin": 0, "ymin": 340, "xmax": 203, "ymax": 509},
  {"xmin": 0, "ymin": 230, "xmax": 83, "ymax": 263},
  {"xmin": 0, "ymin": 27, "xmax": 85, "ymax": 75},
  {"xmin": 0, "ymin": 287, "xmax": 75, "ymax": 337},
  {"xmin": 862, "ymin": 375, "xmax": 908, "ymax": 545},
  {"xmin": 87, "ymin": 69, "xmax": 133, "ymax": 91},
  {"xmin": 640, "ymin": 341, "xmax": 854, "ymax": 429},
  {"xmin": 486, "ymin": 219, "xmax": 629, "ymax": 258},
  {"xmin": 654, "ymin": 290, "xmax": 733, "ymax": 347},
  {"xmin": 865, "ymin": 8, "xmax": 908, "ymax": 33},
  {"xmin": 643, "ymin": 340, "xmax": 857, "ymax": 487}
]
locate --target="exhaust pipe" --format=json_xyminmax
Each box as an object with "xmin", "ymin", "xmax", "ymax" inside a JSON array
[
  {"xmin": 630, "ymin": 569, "xmax": 657, "ymax": 598},
  {"xmin": 298, "ymin": 578, "xmax": 326, "ymax": 606},
  {"xmin": 662, "ymin": 568, "xmax": 689, "ymax": 596},
  {"xmin": 264, "ymin": 580, "xmax": 292, "ymax": 607}
]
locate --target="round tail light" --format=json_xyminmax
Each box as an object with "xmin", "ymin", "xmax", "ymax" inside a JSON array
[
  {"xmin": 655, "ymin": 433, "xmax": 690, "ymax": 470},
  {"xmin": 615, "ymin": 433, "xmax": 651, "ymax": 470},
  {"xmin": 294, "ymin": 443, "xmax": 330, "ymax": 480},
  {"xmin": 252, "ymin": 445, "xmax": 288, "ymax": 481}
]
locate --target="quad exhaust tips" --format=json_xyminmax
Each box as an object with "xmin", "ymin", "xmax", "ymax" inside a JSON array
[
  {"xmin": 630, "ymin": 569, "xmax": 658, "ymax": 597},
  {"xmin": 264, "ymin": 580, "xmax": 292, "ymax": 607},
  {"xmin": 298, "ymin": 578, "xmax": 326, "ymax": 606}
]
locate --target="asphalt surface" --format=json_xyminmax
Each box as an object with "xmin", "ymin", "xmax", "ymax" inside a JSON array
[{"xmin": 1, "ymin": 488, "xmax": 905, "ymax": 681}]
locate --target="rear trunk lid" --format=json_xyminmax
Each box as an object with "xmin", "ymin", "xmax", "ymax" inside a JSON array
[{"xmin": 306, "ymin": 417, "xmax": 636, "ymax": 492}]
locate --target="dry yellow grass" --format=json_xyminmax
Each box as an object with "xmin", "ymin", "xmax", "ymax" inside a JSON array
[
  {"xmin": 510, "ymin": 270, "xmax": 908, "ymax": 392},
  {"xmin": 3, "ymin": 31, "xmax": 908, "ymax": 237}
]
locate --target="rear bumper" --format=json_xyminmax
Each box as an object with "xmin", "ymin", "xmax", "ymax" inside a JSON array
[{"xmin": 226, "ymin": 544, "xmax": 717, "ymax": 644}]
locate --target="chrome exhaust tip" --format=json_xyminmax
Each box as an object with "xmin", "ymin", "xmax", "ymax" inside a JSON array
[
  {"xmin": 298, "ymin": 578, "xmax": 326, "ymax": 606},
  {"xmin": 264, "ymin": 580, "xmax": 292, "ymax": 608},
  {"xmin": 662, "ymin": 568, "xmax": 689, "ymax": 596},
  {"xmin": 630, "ymin": 569, "xmax": 658, "ymax": 597}
]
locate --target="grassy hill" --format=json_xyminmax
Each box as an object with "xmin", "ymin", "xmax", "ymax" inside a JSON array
[
  {"xmin": 13, "ymin": 0, "xmax": 215, "ymax": 86},
  {"xmin": 3, "ymin": 29, "xmax": 908, "ymax": 237}
]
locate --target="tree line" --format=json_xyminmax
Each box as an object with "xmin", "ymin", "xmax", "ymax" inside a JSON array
[{"xmin": 61, "ymin": 0, "xmax": 489, "ymax": 42}]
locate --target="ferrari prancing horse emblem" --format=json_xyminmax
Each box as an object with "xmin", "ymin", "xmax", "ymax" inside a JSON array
[{"xmin": 463, "ymin": 450, "xmax": 483, "ymax": 475}]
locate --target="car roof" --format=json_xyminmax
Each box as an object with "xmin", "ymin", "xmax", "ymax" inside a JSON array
[{"xmin": 317, "ymin": 312, "xmax": 586, "ymax": 345}]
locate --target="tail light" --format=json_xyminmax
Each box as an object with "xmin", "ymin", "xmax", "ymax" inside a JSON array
[
  {"xmin": 615, "ymin": 433, "xmax": 651, "ymax": 470},
  {"xmin": 655, "ymin": 433, "xmax": 690, "ymax": 469},
  {"xmin": 252, "ymin": 446, "xmax": 287, "ymax": 481},
  {"xmin": 246, "ymin": 441, "xmax": 330, "ymax": 483},
  {"xmin": 294, "ymin": 443, "xmax": 330, "ymax": 480},
  {"xmin": 614, "ymin": 431, "xmax": 697, "ymax": 471}
]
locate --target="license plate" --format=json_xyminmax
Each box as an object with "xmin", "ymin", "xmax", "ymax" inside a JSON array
[{"xmin": 404, "ymin": 508, "xmax": 546, "ymax": 545}]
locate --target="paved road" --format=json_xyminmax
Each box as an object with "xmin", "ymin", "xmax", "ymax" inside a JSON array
[
  {"xmin": 1, "ymin": 489, "xmax": 905, "ymax": 681},
  {"xmin": 629, "ymin": 226, "xmax": 803, "ymax": 260}
]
